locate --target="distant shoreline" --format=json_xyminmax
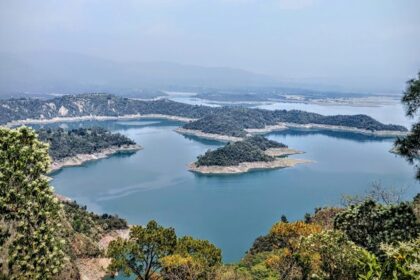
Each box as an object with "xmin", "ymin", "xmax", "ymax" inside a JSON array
[
  {"xmin": 49, "ymin": 144, "xmax": 142, "ymax": 173},
  {"xmin": 4, "ymin": 114, "xmax": 196, "ymax": 127}
]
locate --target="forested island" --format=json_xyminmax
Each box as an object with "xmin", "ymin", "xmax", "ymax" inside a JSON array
[
  {"xmin": 37, "ymin": 127, "xmax": 141, "ymax": 171},
  {"xmin": 0, "ymin": 93, "xmax": 407, "ymax": 138},
  {"xmin": 190, "ymin": 135, "xmax": 309, "ymax": 174}
]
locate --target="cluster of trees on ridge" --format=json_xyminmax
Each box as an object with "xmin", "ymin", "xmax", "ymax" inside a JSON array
[
  {"xmin": 195, "ymin": 135, "xmax": 287, "ymax": 167},
  {"xmin": 0, "ymin": 93, "xmax": 407, "ymax": 136},
  {"xmin": 37, "ymin": 127, "xmax": 136, "ymax": 161}
]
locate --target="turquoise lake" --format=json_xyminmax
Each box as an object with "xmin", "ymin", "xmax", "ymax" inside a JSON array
[{"xmin": 43, "ymin": 118, "xmax": 419, "ymax": 263}]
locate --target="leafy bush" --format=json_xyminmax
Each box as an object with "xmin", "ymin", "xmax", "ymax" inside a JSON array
[
  {"xmin": 298, "ymin": 230, "xmax": 372, "ymax": 280},
  {"xmin": 334, "ymin": 200, "xmax": 420, "ymax": 253},
  {"xmin": 63, "ymin": 201, "xmax": 128, "ymax": 237},
  {"xmin": 0, "ymin": 127, "xmax": 66, "ymax": 279}
]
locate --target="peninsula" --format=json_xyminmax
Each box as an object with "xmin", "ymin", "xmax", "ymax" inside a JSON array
[
  {"xmin": 37, "ymin": 127, "xmax": 141, "ymax": 172},
  {"xmin": 189, "ymin": 135, "xmax": 310, "ymax": 174}
]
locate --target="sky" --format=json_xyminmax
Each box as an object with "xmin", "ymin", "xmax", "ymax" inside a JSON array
[{"xmin": 0, "ymin": 0, "xmax": 419, "ymax": 93}]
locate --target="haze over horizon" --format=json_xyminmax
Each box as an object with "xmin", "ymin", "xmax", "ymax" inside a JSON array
[{"xmin": 1, "ymin": 0, "xmax": 420, "ymax": 94}]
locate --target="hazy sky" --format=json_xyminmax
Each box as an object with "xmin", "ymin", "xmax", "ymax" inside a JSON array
[{"xmin": 1, "ymin": 0, "xmax": 419, "ymax": 93}]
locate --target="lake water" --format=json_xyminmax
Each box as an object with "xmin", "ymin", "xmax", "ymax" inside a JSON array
[{"xmin": 45, "ymin": 117, "xmax": 419, "ymax": 263}]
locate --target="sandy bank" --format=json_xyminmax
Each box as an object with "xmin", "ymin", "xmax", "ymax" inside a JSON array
[
  {"xmin": 4, "ymin": 114, "xmax": 196, "ymax": 127},
  {"xmin": 49, "ymin": 144, "xmax": 141, "ymax": 173},
  {"xmin": 175, "ymin": 127, "xmax": 243, "ymax": 142},
  {"xmin": 189, "ymin": 158, "xmax": 312, "ymax": 174},
  {"xmin": 245, "ymin": 124, "xmax": 288, "ymax": 134},
  {"xmin": 264, "ymin": 147, "xmax": 304, "ymax": 157}
]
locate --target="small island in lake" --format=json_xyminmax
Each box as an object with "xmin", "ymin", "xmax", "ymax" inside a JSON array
[
  {"xmin": 37, "ymin": 127, "xmax": 141, "ymax": 172},
  {"xmin": 189, "ymin": 135, "xmax": 310, "ymax": 174}
]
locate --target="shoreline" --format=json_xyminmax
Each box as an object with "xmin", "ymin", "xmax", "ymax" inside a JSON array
[
  {"xmin": 4, "ymin": 114, "xmax": 196, "ymax": 127},
  {"xmin": 188, "ymin": 158, "xmax": 312, "ymax": 175},
  {"xmin": 281, "ymin": 122, "xmax": 408, "ymax": 137},
  {"xmin": 175, "ymin": 127, "xmax": 243, "ymax": 142},
  {"xmin": 246, "ymin": 122, "xmax": 407, "ymax": 137},
  {"xmin": 264, "ymin": 147, "xmax": 304, "ymax": 157},
  {"xmin": 49, "ymin": 144, "xmax": 142, "ymax": 173}
]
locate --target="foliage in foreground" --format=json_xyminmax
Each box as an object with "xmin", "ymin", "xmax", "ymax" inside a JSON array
[
  {"xmin": 394, "ymin": 71, "xmax": 420, "ymax": 179},
  {"xmin": 0, "ymin": 127, "xmax": 66, "ymax": 279},
  {"xmin": 107, "ymin": 220, "xmax": 222, "ymax": 280},
  {"xmin": 334, "ymin": 200, "xmax": 420, "ymax": 254}
]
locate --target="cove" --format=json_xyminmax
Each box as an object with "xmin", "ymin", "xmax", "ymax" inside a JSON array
[{"xmin": 41, "ymin": 119, "xmax": 419, "ymax": 263}]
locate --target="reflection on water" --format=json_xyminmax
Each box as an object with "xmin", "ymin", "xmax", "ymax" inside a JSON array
[{"xmin": 45, "ymin": 119, "xmax": 418, "ymax": 263}]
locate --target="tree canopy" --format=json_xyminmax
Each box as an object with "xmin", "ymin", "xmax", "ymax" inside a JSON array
[
  {"xmin": 395, "ymin": 71, "xmax": 420, "ymax": 179},
  {"xmin": 0, "ymin": 127, "xmax": 66, "ymax": 279},
  {"xmin": 107, "ymin": 220, "xmax": 222, "ymax": 280}
]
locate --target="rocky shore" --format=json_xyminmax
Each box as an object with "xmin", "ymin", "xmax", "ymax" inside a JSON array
[
  {"xmin": 189, "ymin": 158, "xmax": 312, "ymax": 174},
  {"xmin": 5, "ymin": 114, "xmax": 195, "ymax": 127},
  {"xmin": 49, "ymin": 144, "xmax": 142, "ymax": 173}
]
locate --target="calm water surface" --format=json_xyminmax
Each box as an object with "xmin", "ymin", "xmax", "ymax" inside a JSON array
[{"xmin": 45, "ymin": 118, "xmax": 418, "ymax": 263}]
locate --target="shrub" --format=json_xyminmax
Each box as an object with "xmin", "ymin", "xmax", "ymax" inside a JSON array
[{"xmin": 334, "ymin": 200, "xmax": 420, "ymax": 253}]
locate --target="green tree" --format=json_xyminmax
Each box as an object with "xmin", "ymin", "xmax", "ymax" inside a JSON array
[
  {"xmin": 161, "ymin": 236, "xmax": 222, "ymax": 279},
  {"xmin": 334, "ymin": 200, "xmax": 420, "ymax": 253},
  {"xmin": 298, "ymin": 230, "xmax": 371, "ymax": 280},
  {"xmin": 395, "ymin": 72, "xmax": 420, "ymax": 179},
  {"xmin": 107, "ymin": 220, "xmax": 177, "ymax": 280},
  {"xmin": 0, "ymin": 127, "xmax": 66, "ymax": 279},
  {"xmin": 175, "ymin": 236, "xmax": 222, "ymax": 268}
]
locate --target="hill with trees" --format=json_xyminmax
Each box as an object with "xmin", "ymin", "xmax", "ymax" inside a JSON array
[
  {"xmin": 37, "ymin": 127, "xmax": 137, "ymax": 161},
  {"xmin": 195, "ymin": 136, "xmax": 286, "ymax": 167}
]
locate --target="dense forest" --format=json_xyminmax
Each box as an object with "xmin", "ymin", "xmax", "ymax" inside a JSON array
[
  {"xmin": 37, "ymin": 127, "xmax": 136, "ymax": 160},
  {"xmin": 0, "ymin": 93, "xmax": 407, "ymax": 136},
  {"xmin": 195, "ymin": 136, "xmax": 286, "ymax": 167}
]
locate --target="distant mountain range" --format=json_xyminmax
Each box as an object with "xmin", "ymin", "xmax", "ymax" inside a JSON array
[{"xmin": 0, "ymin": 51, "xmax": 280, "ymax": 96}]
